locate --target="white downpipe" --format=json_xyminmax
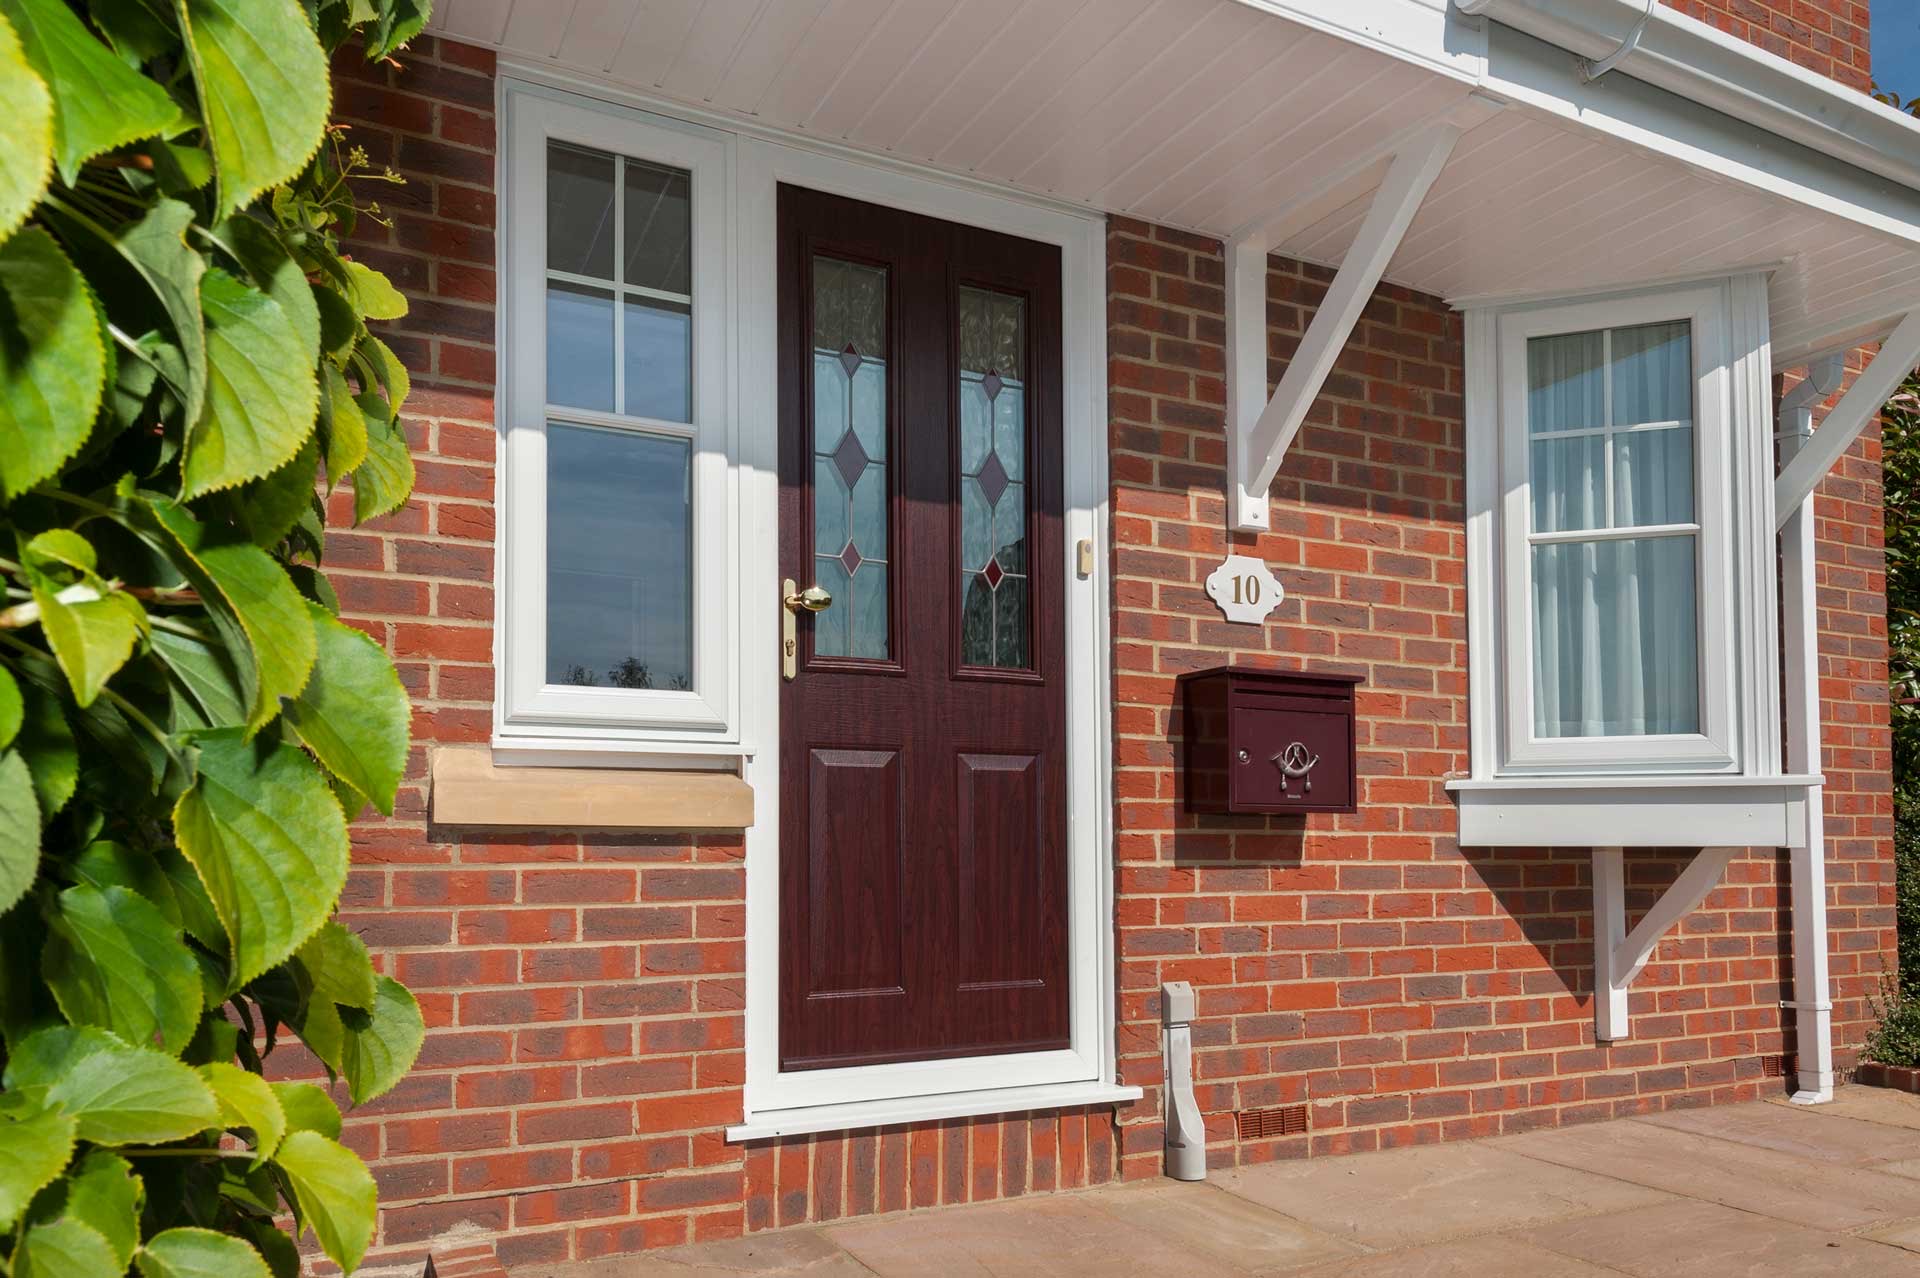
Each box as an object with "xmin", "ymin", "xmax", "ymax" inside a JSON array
[
  {"xmin": 1161, "ymin": 981, "xmax": 1206, "ymax": 1180},
  {"xmin": 1779, "ymin": 356, "xmax": 1845, "ymax": 1104}
]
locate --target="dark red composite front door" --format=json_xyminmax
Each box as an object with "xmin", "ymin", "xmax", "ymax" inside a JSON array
[{"xmin": 777, "ymin": 185, "xmax": 1068, "ymax": 1071}]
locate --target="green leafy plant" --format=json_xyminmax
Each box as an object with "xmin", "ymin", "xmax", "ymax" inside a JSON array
[
  {"xmin": 0, "ymin": 1, "xmax": 430, "ymax": 1274},
  {"xmin": 1865, "ymin": 976, "xmax": 1920, "ymax": 1069}
]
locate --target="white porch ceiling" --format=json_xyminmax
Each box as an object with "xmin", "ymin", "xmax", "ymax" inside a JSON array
[{"xmin": 429, "ymin": 0, "xmax": 1920, "ymax": 361}]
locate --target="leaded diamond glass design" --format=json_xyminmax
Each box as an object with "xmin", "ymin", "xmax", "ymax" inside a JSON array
[
  {"xmin": 812, "ymin": 256, "xmax": 889, "ymax": 659},
  {"xmin": 959, "ymin": 286, "xmax": 1030, "ymax": 669}
]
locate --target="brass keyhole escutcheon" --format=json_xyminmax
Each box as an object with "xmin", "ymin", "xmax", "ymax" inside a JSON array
[{"xmin": 781, "ymin": 579, "xmax": 833, "ymax": 680}]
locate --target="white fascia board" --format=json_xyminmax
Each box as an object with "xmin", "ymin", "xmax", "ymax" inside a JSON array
[
  {"xmin": 1474, "ymin": 22, "xmax": 1920, "ymax": 249},
  {"xmin": 1457, "ymin": 0, "xmax": 1920, "ymax": 194}
]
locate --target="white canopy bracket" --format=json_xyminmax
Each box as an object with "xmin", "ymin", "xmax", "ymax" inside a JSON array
[
  {"xmin": 1773, "ymin": 309, "xmax": 1920, "ymax": 530},
  {"xmin": 1592, "ymin": 846, "xmax": 1736, "ymax": 1042},
  {"xmin": 1226, "ymin": 121, "xmax": 1465, "ymax": 531}
]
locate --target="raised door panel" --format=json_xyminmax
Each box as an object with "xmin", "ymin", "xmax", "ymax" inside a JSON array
[
  {"xmin": 804, "ymin": 748, "xmax": 903, "ymax": 998},
  {"xmin": 954, "ymin": 752, "xmax": 1046, "ymax": 990}
]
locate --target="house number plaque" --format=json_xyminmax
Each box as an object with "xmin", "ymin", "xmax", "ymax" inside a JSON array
[{"xmin": 1204, "ymin": 555, "xmax": 1285, "ymax": 625}]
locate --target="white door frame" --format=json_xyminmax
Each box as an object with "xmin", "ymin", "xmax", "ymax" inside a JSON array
[{"xmin": 732, "ymin": 135, "xmax": 1121, "ymax": 1128}]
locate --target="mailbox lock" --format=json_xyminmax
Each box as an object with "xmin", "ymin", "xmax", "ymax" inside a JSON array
[{"xmin": 1236, "ymin": 749, "xmax": 1250, "ymax": 764}]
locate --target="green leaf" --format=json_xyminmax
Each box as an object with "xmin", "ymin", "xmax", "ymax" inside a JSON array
[
  {"xmin": 284, "ymin": 604, "xmax": 410, "ymax": 814},
  {"xmin": 356, "ymin": 332, "xmax": 410, "ymax": 416},
  {"xmin": 339, "ymin": 975, "xmax": 424, "ymax": 1105},
  {"xmin": 213, "ymin": 216, "xmax": 319, "ymax": 369},
  {"xmin": 15, "ymin": 678, "xmax": 75, "ymax": 820},
  {"xmin": 14, "ymin": 1216, "xmax": 120, "ymax": 1278},
  {"xmin": 317, "ymin": 363, "xmax": 366, "ymax": 487},
  {"xmin": 172, "ymin": 730, "xmax": 348, "ymax": 985},
  {"xmin": 151, "ymin": 627, "xmax": 247, "ymax": 732},
  {"xmin": 0, "ymin": 665, "xmax": 20, "ymax": 747},
  {"xmin": 198, "ymin": 1062, "xmax": 285, "ymax": 1165},
  {"xmin": 56, "ymin": 1151, "xmax": 144, "ymax": 1270},
  {"xmin": 297, "ymin": 921, "xmax": 375, "ymax": 1010},
  {"xmin": 0, "ymin": 1099, "xmax": 75, "ymax": 1232},
  {"xmin": 138, "ymin": 1228, "xmax": 273, "ymax": 1278},
  {"xmin": 70, "ymin": 841, "xmax": 180, "ymax": 926},
  {"xmin": 158, "ymin": 845, "xmax": 223, "ymax": 951},
  {"xmin": 0, "ymin": 227, "xmax": 105, "ymax": 500},
  {"xmin": 0, "ymin": 10, "xmax": 52, "ymax": 244},
  {"xmin": 270, "ymin": 1081, "xmax": 340, "ymax": 1141},
  {"xmin": 182, "ymin": 269, "xmax": 319, "ymax": 499},
  {"xmin": 5, "ymin": 1026, "xmax": 219, "ymax": 1144},
  {"xmin": 90, "ymin": 0, "xmax": 177, "ymax": 64},
  {"xmin": 142, "ymin": 499, "xmax": 316, "ymax": 733},
  {"xmin": 175, "ymin": 0, "xmax": 329, "ymax": 222},
  {"xmin": 365, "ymin": 0, "xmax": 430, "ymax": 60},
  {"xmin": 351, "ymin": 403, "xmax": 414, "ymax": 524},
  {"xmin": 0, "ymin": 749, "xmax": 38, "ymax": 914},
  {"xmin": 40, "ymin": 198, "xmax": 207, "ymax": 434},
  {"xmin": 229, "ymin": 435, "xmax": 319, "ymax": 550},
  {"xmin": 296, "ymin": 991, "xmax": 344, "ymax": 1074},
  {"xmin": 31, "ymin": 583, "xmax": 147, "ymax": 708},
  {"xmin": 0, "ymin": 0, "xmax": 182, "ymax": 184},
  {"xmin": 43, "ymin": 884, "xmax": 203, "ymax": 1055},
  {"xmin": 342, "ymin": 258, "xmax": 407, "ymax": 320},
  {"xmin": 273, "ymin": 1131, "xmax": 374, "ymax": 1275}
]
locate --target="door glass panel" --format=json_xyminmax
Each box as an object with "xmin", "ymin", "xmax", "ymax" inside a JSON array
[
  {"xmin": 811, "ymin": 256, "xmax": 889, "ymax": 659},
  {"xmin": 546, "ymin": 424, "xmax": 692, "ymax": 691},
  {"xmin": 958, "ymin": 286, "xmax": 1029, "ymax": 669}
]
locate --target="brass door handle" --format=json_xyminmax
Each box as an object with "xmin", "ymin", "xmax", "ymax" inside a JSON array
[
  {"xmin": 782, "ymin": 580, "xmax": 831, "ymax": 680},
  {"xmin": 784, "ymin": 584, "xmax": 833, "ymax": 613}
]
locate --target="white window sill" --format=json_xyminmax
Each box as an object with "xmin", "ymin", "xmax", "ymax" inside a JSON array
[
  {"xmin": 727, "ymin": 1080, "xmax": 1143, "ymax": 1142},
  {"xmin": 1447, "ymin": 774, "xmax": 1821, "ymax": 848}
]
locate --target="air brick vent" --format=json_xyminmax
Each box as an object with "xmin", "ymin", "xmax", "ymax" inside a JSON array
[
  {"xmin": 1236, "ymin": 1104, "xmax": 1309, "ymax": 1140},
  {"xmin": 1759, "ymin": 1053, "xmax": 1794, "ymax": 1079}
]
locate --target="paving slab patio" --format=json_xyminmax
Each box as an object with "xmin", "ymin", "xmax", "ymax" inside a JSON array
[{"xmin": 528, "ymin": 1088, "xmax": 1920, "ymax": 1277}]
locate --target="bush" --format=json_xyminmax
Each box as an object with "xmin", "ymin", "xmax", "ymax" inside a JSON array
[
  {"xmin": 1865, "ymin": 976, "xmax": 1920, "ymax": 1069},
  {"xmin": 0, "ymin": 1, "xmax": 430, "ymax": 1274}
]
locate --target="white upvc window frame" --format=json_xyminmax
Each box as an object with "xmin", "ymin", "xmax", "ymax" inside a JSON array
[
  {"xmin": 497, "ymin": 90, "xmax": 739, "ymax": 748},
  {"xmin": 1465, "ymin": 275, "xmax": 1780, "ymax": 784}
]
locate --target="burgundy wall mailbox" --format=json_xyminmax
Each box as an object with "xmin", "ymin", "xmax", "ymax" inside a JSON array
[{"xmin": 1179, "ymin": 667, "xmax": 1363, "ymax": 815}]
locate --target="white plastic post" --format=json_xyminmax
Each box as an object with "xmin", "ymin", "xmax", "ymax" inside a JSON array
[{"xmin": 1161, "ymin": 980, "xmax": 1206, "ymax": 1181}]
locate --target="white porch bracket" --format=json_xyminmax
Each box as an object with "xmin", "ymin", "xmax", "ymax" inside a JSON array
[
  {"xmin": 1591, "ymin": 846, "xmax": 1737, "ymax": 1042},
  {"xmin": 1773, "ymin": 309, "xmax": 1920, "ymax": 530},
  {"xmin": 1225, "ymin": 100, "xmax": 1499, "ymax": 532}
]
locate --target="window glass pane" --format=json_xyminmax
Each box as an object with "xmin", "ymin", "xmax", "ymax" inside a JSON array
[
  {"xmin": 547, "ymin": 282, "xmax": 614, "ymax": 411},
  {"xmin": 1529, "ymin": 434, "xmax": 1604, "ymax": 533},
  {"xmin": 623, "ymin": 297, "xmax": 691, "ymax": 422},
  {"xmin": 1527, "ymin": 330, "xmax": 1604, "ymax": 434},
  {"xmin": 547, "ymin": 143, "xmax": 615, "ymax": 280},
  {"xmin": 958, "ymin": 286, "xmax": 1030, "ymax": 670},
  {"xmin": 1614, "ymin": 425, "xmax": 1694, "ymax": 526},
  {"xmin": 811, "ymin": 256, "xmax": 889, "ymax": 659},
  {"xmin": 623, "ymin": 160, "xmax": 691, "ymax": 296},
  {"xmin": 1531, "ymin": 536, "xmax": 1698, "ymax": 738},
  {"xmin": 1611, "ymin": 320, "xmax": 1691, "ymax": 425},
  {"xmin": 546, "ymin": 425, "xmax": 691, "ymax": 691}
]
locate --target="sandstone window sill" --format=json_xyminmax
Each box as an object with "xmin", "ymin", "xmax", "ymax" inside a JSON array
[{"xmin": 429, "ymin": 745, "xmax": 754, "ymax": 831}]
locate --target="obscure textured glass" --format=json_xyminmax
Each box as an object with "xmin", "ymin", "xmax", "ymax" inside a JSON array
[
  {"xmin": 622, "ymin": 160, "xmax": 692, "ymax": 296},
  {"xmin": 547, "ymin": 282, "xmax": 615, "ymax": 411},
  {"xmin": 958, "ymin": 287, "xmax": 1030, "ymax": 669},
  {"xmin": 622, "ymin": 297, "xmax": 692, "ymax": 423},
  {"xmin": 811, "ymin": 256, "xmax": 889, "ymax": 659},
  {"xmin": 546, "ymin": 424, "xmax": 692, "ymax": 691},
  {"xmin": 547, "ymin": 143, "xmax": 615, "ymax": 279}
]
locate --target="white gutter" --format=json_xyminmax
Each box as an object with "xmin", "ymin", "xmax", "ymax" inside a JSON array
[{"xmin": 1453, "ymin": 0, "xmax": 1920, "ymax": 193}]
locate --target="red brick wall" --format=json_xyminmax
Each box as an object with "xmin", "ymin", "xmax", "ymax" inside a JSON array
[
  {"xmin": 1663, "ymin": 0, "xmax": 1871, "ymax": 89},
  {"xmin": 1103, "ymin": 222, "xmax": 1892, "ymax": 1174}
]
